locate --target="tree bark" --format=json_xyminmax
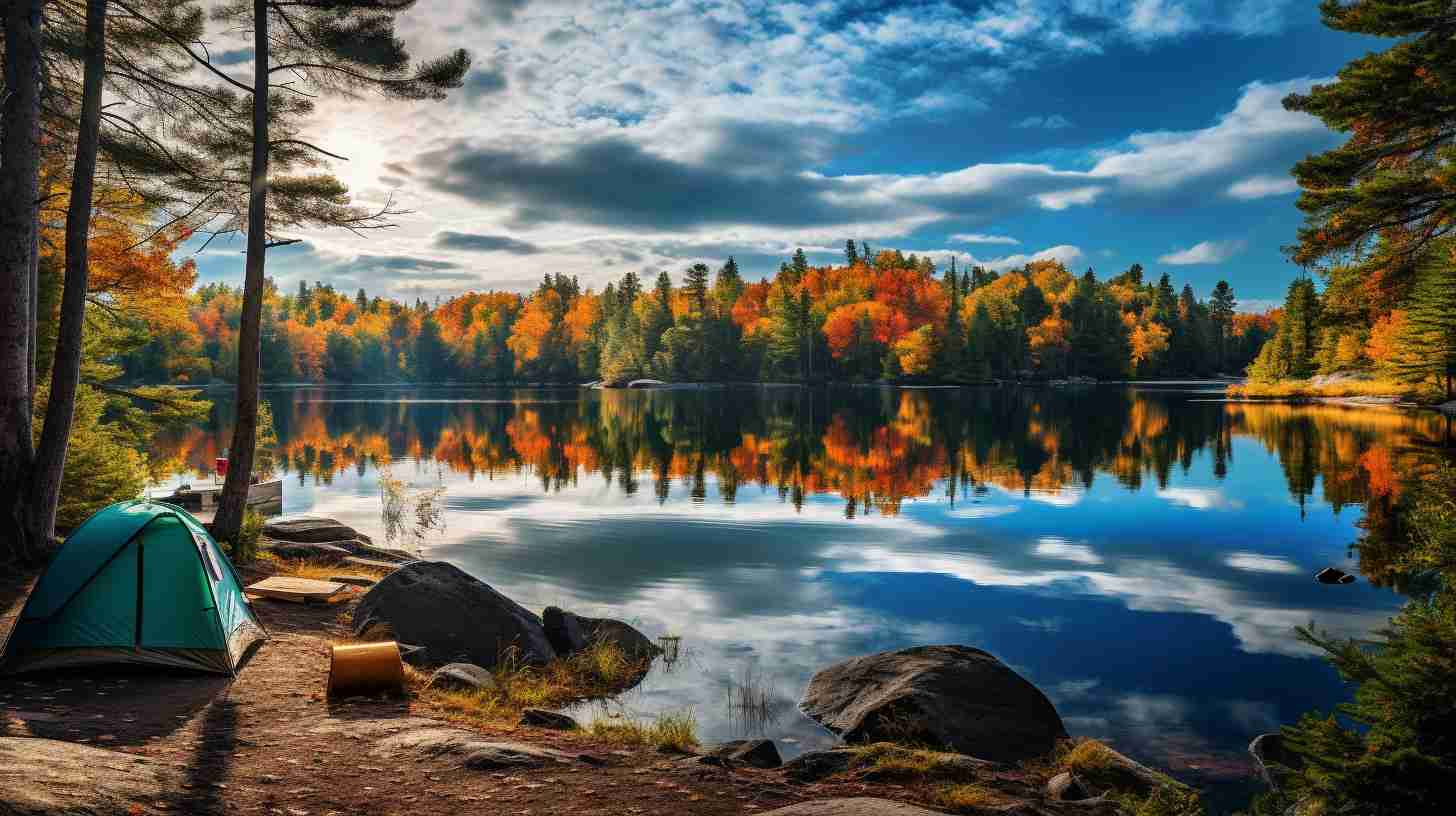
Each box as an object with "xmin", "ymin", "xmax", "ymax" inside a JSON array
[
  {"xmin": 212, "ymin": 0, "xmax": 269, "ymax": 542},
  {"xmin": 31, "ymin": 0, "xmax": 110, "ymax": 544},
  {"xmin": 0, "ymin": 0, "xmax": 46, "ymax": 565}
]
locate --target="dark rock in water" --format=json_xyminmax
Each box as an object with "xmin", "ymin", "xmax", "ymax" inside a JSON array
[
  {"xmin": 800, "ymin": 645, "xmax": 1068, "ymax": 763},
  {"xmin": 542, "ymin": 606, "xmax": 661, "ymax": 662},
  {"xmin": 1046, "ymin": 771, "xmax": 1089, "ymax": 801},
  {"xmin": 1250, "ymin": 733, "xmax": 1302, "ymax": 791},
  {"xmin": 427, "ymin": 663, "xmax": 497, "ymax": 692},
  {"xmin": 263, "ymin": 516, "xmax": 371, "ymax": 545},
  {"xmin": 1315, "ymin": 567, "xmax": 1356, "ymax": 585},
  {"xmin": 707, "ymin": 739, "xmax": 782, "ymax": 769},
  {"xmin": 520, "ymin": 708, "xmax": 579, "ymax": 730},
  {"xmin": 781, "ymin": 749, "xmax": 856, "ymax": 782},
  {"xmin": 267, "ymin": 541, "xmax": 353, "ymax": 562},
  {"xmin": 352, "ymin": 561, "xmax": 556, "ymax": 669}
]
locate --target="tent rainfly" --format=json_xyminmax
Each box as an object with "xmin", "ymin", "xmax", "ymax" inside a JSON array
[{"xmin": 1, "ymin": 500, "xmax": 266, "ymax": 675}]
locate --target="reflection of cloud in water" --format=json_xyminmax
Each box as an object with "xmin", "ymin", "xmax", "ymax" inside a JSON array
[
  {"xmin": 1225, "ymin": 552, "xmax": 1301, "ymax": 574},
  {"xmin": 1034, "ymin": 536, "xmax": 1103, "ymax": 565},
  {"xmin": 1157, "ymin": 487, "xmax": 1242, "ymax": 510}
]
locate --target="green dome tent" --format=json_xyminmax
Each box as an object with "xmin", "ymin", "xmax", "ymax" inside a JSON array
[{"xmin": 1, "ymin": 500, "xmax": 266, "ymax": 675}]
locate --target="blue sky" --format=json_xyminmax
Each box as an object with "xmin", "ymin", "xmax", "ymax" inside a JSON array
[{"xmin": 191, "ymin": 1, "xmax": 1377, "ymax": 311}]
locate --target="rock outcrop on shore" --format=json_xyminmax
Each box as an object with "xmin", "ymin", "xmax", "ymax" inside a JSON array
[
  {"xmin": 799, "ymin": 645, "xmax": 1068, "ymax": 763},
  {"xmin": 0, "ymin": 737, "xmax": 180, "ymax": 816},
  {"xmin": 543, "ymin": 606, "xmax": 662, "ymax": 662},
  {"xmin": 352, "ymin": 561, "xmax": 556, "ymax": 669},
  {"xmin": 261, "ymin": 516, "xmax": 415, "ymax": 563}
]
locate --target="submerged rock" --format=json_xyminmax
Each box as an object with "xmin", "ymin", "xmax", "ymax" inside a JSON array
[
  {"xmin": 1315, "ymin": 567, "xmax": 1356, "ymax": 585},
  {"xmin": 352, "ymin": 561, "xmax": 555, "ymax": 669},
  {"xmin": 542, "ymin": 606, "xmax": 661, "ymax": 662},
  {"xmin": 800, "ymin": 645, "xmax": 1067, "ymax": 763}
]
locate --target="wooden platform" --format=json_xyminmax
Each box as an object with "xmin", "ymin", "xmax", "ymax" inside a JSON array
[{"xmin": 245, "ymin": 577, "xmax": 349, "ymax": 604}]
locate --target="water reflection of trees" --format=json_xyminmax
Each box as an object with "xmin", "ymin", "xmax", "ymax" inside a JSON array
[{"xmin": 154, "ymin": 388, "xmax": 1453, "ymax": 520}]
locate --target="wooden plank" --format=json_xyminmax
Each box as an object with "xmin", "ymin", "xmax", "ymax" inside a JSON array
[{"xmin": 245, "ymin": 576, "xmax": 348, "ymax": 604}]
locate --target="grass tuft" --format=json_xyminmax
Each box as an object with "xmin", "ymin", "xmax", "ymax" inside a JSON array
[
  {"xmin": 588, "ymin": 709, "xmax": 698, "ymax": 752},
  {"xmin": 933, "ymin": 783, "xmax": 1006, "ymax": 812},
  {"xmin": 846, "ymin": 742, "xmax": 984, "ymax": 782},
  {"xmin": 409, "ymin": 638, "xmax": 653, "ymax": 728},
  {"xmin": 261, "ymin": 554, "xmax": 395, "ymax": 583}
]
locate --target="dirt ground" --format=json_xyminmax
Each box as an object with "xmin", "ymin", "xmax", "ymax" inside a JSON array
[{"xmin": 0, "ymin": 566, "xmax": 924, "ymax": 816}]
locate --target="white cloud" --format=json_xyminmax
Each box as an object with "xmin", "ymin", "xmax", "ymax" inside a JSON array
[
  {"xmin": 982, "ymin": 245, "xmax": 1086, "ymax": 271},
  {"xmin": 1036, "ymin": 186, "xmax": 1103, "ymax": 210},
  {"xmin": 1015, "ymin": 114, "xmax": 1073, "ymax": 130},
  {"xmin": 1158, "ymin": 239, "xmax": 1247, "ymax": 265},
  {"xmin": 1156, "ymin": 486, "xmax": 1241, "ymax": 510},
  {"xmin": 1228, "ymin": 174, "xmax": 1299, "ymax": 200},
  {"xmin": 949, "ymin": 233, "xmax": 1020, "ymax": 245}
]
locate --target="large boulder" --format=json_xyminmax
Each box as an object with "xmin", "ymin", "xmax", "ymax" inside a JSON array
[
  {"xmin": 263, "ymin": 516, "xmax": 371, "ymax": 544},
  {"xmin": 799, "ymin": 645, "xmax": 1067, "ymax": 763},
  {"xmin": 543, "ymin": 606, "xmax": 661, "ymax": 662},
  {"xmin": 352, "ymin": 561, "xmax": 555, "ymax": 669}
]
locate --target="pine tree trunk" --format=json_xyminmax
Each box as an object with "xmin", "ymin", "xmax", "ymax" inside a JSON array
[
  {"xmin": 213, "ymin": 0, "xmax": 269, "ymax": 543},
  {"xmin": 0, "ymin": 0, "xmax": 46, "ymax": 565},
  {"xmin": 31, "ymin": 0, "xmax": 109, "ymax": 544}
]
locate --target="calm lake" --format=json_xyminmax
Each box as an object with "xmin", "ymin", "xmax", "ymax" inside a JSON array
[{"xmin": 153, "ymin": 384, "xmax": 1450, "ymax": 798}]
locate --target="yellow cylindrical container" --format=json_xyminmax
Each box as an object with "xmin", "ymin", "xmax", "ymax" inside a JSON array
[{"xmin": 327, "ymin": 641, "xmax": 405, "ymax": 698}]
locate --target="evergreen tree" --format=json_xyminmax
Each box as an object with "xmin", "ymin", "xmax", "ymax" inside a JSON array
[
  {"xmin": 845, "ymin": 239, "xmax": 858, "ymax": 266},
  {"xmin": 1284, "ymin": 1, "xmax": 1456, "ymax": 271},
  {"xmin": 1209, "ymin": 280, "xmax": 1237, "ymax": 372},
  {"xmin": 1285, "ymin": 277, "xmax": 1322, "ymax": 378},
  {"xmin": 413, "ymin": 316, "xmax": 450, "ymax": 382},
  {"xmin": 1389, "ymin": 243, "xmax": 1456, "ymax": 398},
  {"xmin": 967, "ymin": 303, "xmax": 995, "ymax": 381}
]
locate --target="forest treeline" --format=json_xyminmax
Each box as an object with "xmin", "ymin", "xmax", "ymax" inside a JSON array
[{"xmin": 121, "ymin": 244, "xmax": 1272, "ymax": 386}]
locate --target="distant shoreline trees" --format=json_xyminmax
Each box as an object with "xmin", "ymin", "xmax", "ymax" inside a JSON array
[{"xmin": 120, "ymin": 249, "xmax": 1272, "ymax": 387}]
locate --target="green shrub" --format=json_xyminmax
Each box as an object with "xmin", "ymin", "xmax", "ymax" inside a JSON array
[{"xmin": 227, "ymin": 509, "xmax": 264, "ymax": 563}]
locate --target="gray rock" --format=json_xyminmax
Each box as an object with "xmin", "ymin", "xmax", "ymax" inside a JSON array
[
  {"xmin": 263, "ymin": 516, "xmax": 371, "ymax": 545},
  {"xmin": 1046, "ymin": 771, "xmax": 1089, "ymax": 801},
  {"xmin": 782, "ymin": 749, "xmax": 857, "ymax": 782},
  {"xmin": 520, "ymin": 708, "xmax": 579, "ymax": 730},
  {"xmin": 1250, "ymin": 733, "xmax": 1302, "ymax": 792},
  {"xmin": 267, "ymin": 541, "xmax": 353, "ymax": 562},
  {"xmin": 352, "ymin": 561, "xmax": 556, "ymax": 669},
  {"xmin": 759, "ymin": 799, "xmax": 949, "ymax": 816},
  {"xmin": 708, "ymin": 738, "xmax": 782, "ymax": 769},
  {"xmin": 1315, "ymin": 567, "xmax": 1356, "ymax": 585},
  {"xmin": 328, "ymin": 575, "xmax": 377, "ymax": 588},
  {"xmin": 370, "ymin": 726, "xmax": 580, "ymax": 769},
  {"xmin": 0, "ymin": 737, "xmax": 179, "ymax": 815},
  {"xmin": 800, "ymin": 645, "xmax": 1067, "ymax": 763},
  {"xmin": 542, "ymin": 606, "xmax": 661, "ymax": 662},
  {"xmin": 427, "ymin": 663, "xmax": 497, "ymax": 692},
  {"xmin": 1440, "ymin": 400, "xmax": 1456, "ymax": 417}
]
